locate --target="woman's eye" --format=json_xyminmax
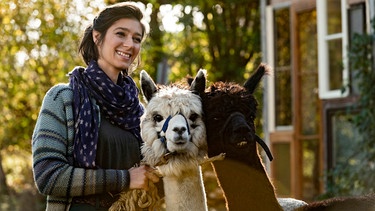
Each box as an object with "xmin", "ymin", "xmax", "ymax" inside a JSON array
[
  {"xmin": 133, "ymin": 37, "xmax": 142, "ymax": 43},
  {"xmin": 153, "ymin": 114, "xmax": 163, "ymax": 122},
  {"xmin": 116, "ymin": 32, "xmax": 126, "ymax": 37}
]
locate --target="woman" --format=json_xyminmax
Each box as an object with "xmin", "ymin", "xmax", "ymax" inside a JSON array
[{"xmin": 32, "ymin": 2, "xmax": 159, "ymax": 210}]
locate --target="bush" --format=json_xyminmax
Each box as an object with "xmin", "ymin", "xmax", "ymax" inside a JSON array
[{"xmin": 324, "ymin": 19, "xmax": 375, "ymax": 197}]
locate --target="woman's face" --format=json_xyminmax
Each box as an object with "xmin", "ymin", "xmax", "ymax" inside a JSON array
[{"xmin": 94, "ymin": 18, "xmax": 143, "ymax": 77}]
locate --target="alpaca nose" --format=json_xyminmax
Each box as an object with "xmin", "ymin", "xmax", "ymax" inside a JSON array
[
  {"xmin": 233, "ymin": 125, "xmax": 251, "ymax": 134},
  {"xmin": 173, "ymin": 127, "xmax": 187, "ymax": 135}
]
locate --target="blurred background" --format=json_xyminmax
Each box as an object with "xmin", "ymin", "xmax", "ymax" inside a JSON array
[{"xmin": 0, "ymin": 0, "xmax": 374, "ymax": 210}]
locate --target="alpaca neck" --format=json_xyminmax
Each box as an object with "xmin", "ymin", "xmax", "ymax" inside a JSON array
[
  {"xmin": 163, "ymin": 166, "xmax": 208, "ymax": 211},
  {"xmin": 212, "ymin": 159, "xmax": 282, "ymax": 211}
]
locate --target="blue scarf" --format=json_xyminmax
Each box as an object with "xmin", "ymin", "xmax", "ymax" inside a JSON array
[{"xmin": 69, "ymin": 60, "xmax": 144, "ymax": 168}]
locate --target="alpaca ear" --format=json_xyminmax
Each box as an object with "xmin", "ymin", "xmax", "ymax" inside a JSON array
[
  {"xmin": 140, "ymin": 70, "xmax": 158, "ymax": 102},
  {"xmin": 190, "ymin": 68, "xmax": 206, "ymax": 95},
  {"xmin": 243, "ymin": 63, "xmax": 271, "ymax": 94}
]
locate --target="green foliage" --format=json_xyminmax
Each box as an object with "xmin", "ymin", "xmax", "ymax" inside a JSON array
[
  {"xmin": 0, "ymin": 0, "xmax": 95, "ymax": 150},
  {"xmin": 198, "ymin": 0, "xmax": 261, "ymax": 82},
  {"xmin": 1, "ymin": 0, "xmax": 263, "ymax": 209},
  {"xmin": 170, "ymin": 0, "xmax": 261, "ymax": 83},
  {"xmin": 0, "ymin": 0, "xmax": 102, "ymax": 206},
  {"xmin": 162, "ymin": 20, "xmax": 210, "ymax": 82},
  {"xmin": 0, "ymin": 146, "xmax": 46, "ymax": 211},
  {"xmin": 128, "ymin": 0, "xmax": 262, "ymax": 84},
  {"xmin": 324, "ymin": 19, "xmax": 375, "ymax": 197},
  {"xmin": 136, "ymin": 1, "xmax": 164, "ymax": 81}
]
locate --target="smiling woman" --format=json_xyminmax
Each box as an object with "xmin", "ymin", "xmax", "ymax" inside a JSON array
[
  {"xmin": 93, "ymin": 18, "xmax": 143, "ymax": 82},
  {"xmin": 31, "ymin": 2, "xmax": 162, "ymax": 211}
]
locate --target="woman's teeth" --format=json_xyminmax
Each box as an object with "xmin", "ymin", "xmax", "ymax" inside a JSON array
[{"xmin": 117, "ymin": 51, "xmax": 130, "ymax": 58}]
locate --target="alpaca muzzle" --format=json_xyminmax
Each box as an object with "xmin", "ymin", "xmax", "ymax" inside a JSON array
[
  {"xmin": 220, "ymin": 112, "xmax": 273, "ymax": 161},
  {"xmin": 158, "ymin": 113, "xmax": 192, "ymax": 155}
]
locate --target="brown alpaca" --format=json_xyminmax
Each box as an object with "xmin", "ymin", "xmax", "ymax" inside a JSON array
[
  {"xmin": 298, "ymin": 193, "xmax": 375, "ymax": 211},
  {"xmin": 199, "ymin": 64, "xmax": 283, "ymax": 211},
  {"xmin": 199, "ymin": 63, "xmax": 375, "ymax": 211}
]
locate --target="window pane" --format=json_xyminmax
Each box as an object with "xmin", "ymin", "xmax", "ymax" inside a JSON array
[
  {"xmin": 332, "ymin": 112, "xmax": 361, "ymax": 166},
  {"xmin": 274, "ymin": 8, "xmax": 292, "ymax": 127},
  {"xmin": 327, "ymin": 0, "xmax": 342, "ymax": 34},
  {"xmin": 327, "ymin": 111, "xmax": 363, "ymax": 192},
  {"xmin": 298, "ymin": 9, "xmax": 320, "ymax": 201},
  {"xmin": 300, "ymin": 73, "xmax": 319, "ymax": 135},
  {"xmin": 273, "ymin": 143, "xmax": 291, "ymax": 196},
  {"xmin": 328, "ymin": 39, "xmax": 343, "ymax": 90},
  {"xmin": 298, "ymin": 10, "xmax": 319, "ymax": 136},
  {"xmin": 275, "ymin": 68, "xmax": 292, "ymax": 126},
  {"xmin": 349, "ymin": 4, "xmax": 366, "ymax": 95},
  {"xmin": 302, "ymin": 139, "xmax": 320, "ymax": 201}
]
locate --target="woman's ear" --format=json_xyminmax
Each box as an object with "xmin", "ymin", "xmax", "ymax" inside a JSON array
[{"xmin": 92, "ymin": 30, "xmax": 100, "ymax": 45}]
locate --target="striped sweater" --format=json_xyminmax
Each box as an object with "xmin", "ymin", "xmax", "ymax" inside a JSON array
[{"xmin": 32, "ymin": 83, "xmax": 130, "ymax": 211}]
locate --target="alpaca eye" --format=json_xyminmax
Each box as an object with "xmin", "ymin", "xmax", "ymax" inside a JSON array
[
  {"xmin": 153, "ymin": 114, "xmax": 163, "ymax": 122},
  {"xmin": 189, "ymin": 113, "xmax": 199, "ymax": 122}
]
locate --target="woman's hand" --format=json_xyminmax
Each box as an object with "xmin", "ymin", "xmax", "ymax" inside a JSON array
[{"xmin": 128, "ymin": 165, "xmax": 160, "ymax": 190}]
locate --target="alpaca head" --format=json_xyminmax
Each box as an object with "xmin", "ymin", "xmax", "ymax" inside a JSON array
[
  {"xmin": 201, "ymin": 64, "xmax": 273, "ymax": 169},
  {"xmin": 140, "ymin": 69, "xmax": 207, "ymax": 176}
]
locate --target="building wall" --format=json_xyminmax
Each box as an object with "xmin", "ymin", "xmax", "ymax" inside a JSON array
[{"xmin": 262, "ymin": 0, "xmax": 374, "ymax": 201}]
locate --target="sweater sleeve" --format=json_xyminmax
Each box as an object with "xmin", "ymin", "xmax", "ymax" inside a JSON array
[{"xmin": 32, "ymin": 84, "xmax": 130, "ymax": 197}]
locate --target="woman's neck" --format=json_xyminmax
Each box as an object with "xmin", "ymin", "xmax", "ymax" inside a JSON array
[{"xmin": 97, "ymin": 59, "xmax": 121, "ymax": 83}]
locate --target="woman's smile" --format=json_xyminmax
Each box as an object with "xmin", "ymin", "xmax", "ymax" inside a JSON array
[{"xmin": 94, "ymin": 18, "xmax": 142, "ymax": 82}]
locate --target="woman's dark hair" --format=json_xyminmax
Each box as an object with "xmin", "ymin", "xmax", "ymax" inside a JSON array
[{"xmin": 79, "ymin": 2, "xmax": 148, "ymax": 68}]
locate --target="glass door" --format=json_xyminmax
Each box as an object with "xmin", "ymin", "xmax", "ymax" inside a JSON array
[{"xmin": 295, "ymin": 9, "xmax": 321, "ymax": 201}]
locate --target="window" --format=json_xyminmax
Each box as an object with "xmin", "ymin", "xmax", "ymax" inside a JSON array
[
  {"xmin": 348, "ymin": 3, "xmax": 366, "ymax": 95},
  {"xmin": 326, "ymin": 108, "xmax": 362, "ymax": 190},
  {"xmin": 317, "ymin": 0, "xmax": 349, "ymax": 99},
  {"xmin": 274, "ymin": 7, "xmax": 293, "ymax": 128},
  {"xmin": 324, "ymin": 2, "xmax": 367, "ymax": 195},
  {"xmin": 273, "ymin": 142, "xmax": 291, "ymax": 196}
]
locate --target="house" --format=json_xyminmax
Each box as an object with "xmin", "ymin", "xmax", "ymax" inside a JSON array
[{"xmin": 261, "ymin": 0, "xmax": 375, "ymax": 201}]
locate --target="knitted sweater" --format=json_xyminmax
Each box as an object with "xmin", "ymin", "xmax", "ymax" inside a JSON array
[{"xmin": 32, "ymin": 83, "xmax": 130, "ymax": 211}]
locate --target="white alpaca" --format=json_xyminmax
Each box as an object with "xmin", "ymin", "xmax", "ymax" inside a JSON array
[{"xmin": 140, "ymin": 69, "xmax": 208, "ymax": 211}]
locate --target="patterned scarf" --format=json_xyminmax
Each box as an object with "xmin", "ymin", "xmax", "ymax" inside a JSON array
[{"xmin": 69, "ymin": 60, "xmax": 144, "ymax": 168}]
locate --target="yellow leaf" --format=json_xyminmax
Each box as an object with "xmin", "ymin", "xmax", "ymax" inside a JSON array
[{"xmin": 2, "ymin": 16, "xmax": 10, "ymax": 24}]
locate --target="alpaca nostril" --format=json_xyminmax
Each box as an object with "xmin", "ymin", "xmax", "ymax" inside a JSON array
[
  {"xmin": 173, "ymin": 127, "xmax": 187, "ymax": 135},
  {"xmin": 233, "ymin": 125, "xmax": 251, "ymax": 134}
]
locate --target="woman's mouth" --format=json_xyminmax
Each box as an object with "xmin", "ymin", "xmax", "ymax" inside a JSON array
[{"xmin": 116, "ymin": 50, "xmax": 131, "ymax": 59}]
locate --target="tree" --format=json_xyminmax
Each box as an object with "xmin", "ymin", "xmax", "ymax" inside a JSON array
[
  {"xmin": 111, "ymin": 0, "xmax": 261, "ymax": 83},
  {"xmin": 172, "ymin": 0, "xmax": 261, "ymax": 83},
  {"xmin": 0, "ymin": 0, "xmax": 263, "ymax": 208},
  {"xmin": 195, "ymin": 0, "xmax": 261, "ymax": 82},
  {"xmin": 0, "ymin": 0, "xmax": 98, "ymax": 196}
]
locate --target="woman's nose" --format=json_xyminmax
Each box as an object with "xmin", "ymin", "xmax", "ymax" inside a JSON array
[{"xmin": 123, "ymin": 36, "xmax": 134, "ymax": 47}]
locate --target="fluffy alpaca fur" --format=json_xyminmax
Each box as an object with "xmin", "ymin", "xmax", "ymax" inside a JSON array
[
  {"xmin": 198, "ymin": 63, "xmax": 284, "ymax": 211},
  {"xmin": 297, "ymin": 193, "xmax": 375, "ymax": 211},
  {"xmin": 140, "ymin": 69, "xmax": 209, "ymax": 211},
  {"xmin": 109, "ymin": 186, "xmax": 160, "ymax": 211},
  {"xmin": 199, "ymin": 63, "xmax": 374, "ymax": 211}
]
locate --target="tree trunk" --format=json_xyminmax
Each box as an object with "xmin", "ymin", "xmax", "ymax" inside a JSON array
[{"xmin": 0, "ymin": 154, "xmax": 9, "ymax": 195}]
